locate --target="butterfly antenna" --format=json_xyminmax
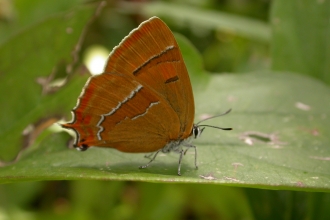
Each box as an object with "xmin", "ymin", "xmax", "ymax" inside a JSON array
[
  {"xmin": 198, "ymin": 124, "xmax": 232, "ymax": 131},
  {"xmin": 196, "ymin": 109, "xmax": 232, "ymax": 126}
]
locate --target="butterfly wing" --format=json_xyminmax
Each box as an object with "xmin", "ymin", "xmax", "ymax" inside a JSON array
[
  {"xmin": 63, "ymin": 72, "xmax": 182, "ymax": 152},
  {"xmin": 62, "ymin": 17, "xmax": 194, "ymax": 152},
  {"xmin": 104, "ymin": 17, "xmax": 195, "ymax": 139}
]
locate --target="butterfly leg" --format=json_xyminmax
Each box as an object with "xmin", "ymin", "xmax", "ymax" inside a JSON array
[
  {"xmin": 139, "ymin": 150, "xmax": 161, "ymax": 169},
  {"xmin": 177, "ymin": 149, "xmax": 184, "ymax": 176},
  {"xmin": 193, "ymin": 145, "xmax": 198, "ymax": 170},
  {"xmin": 182, "ymin": 143, "xmax": 198, "ymax": 170},
  {"xmin": 144, "ymin": 152, "xmax": 155, "ymax": 159}
]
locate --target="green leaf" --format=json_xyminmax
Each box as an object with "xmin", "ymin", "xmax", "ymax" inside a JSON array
[
  {"xmin": 271, "ymin": 0, "xmax": 330, "ymax": 83},
  {"xmin": 141, "ymin": 2, "xmax": 271, "ymax": 42},
  {"xmin": 0, "ymin": 0, "xmax": 87, "ymax": 44},
  {"xmin": 1, "ymin": 67, "xmax": 329, "ymax": 192},
  {"xmin": 0, "ymin": 6, "xmax": 94, "ymax": 161}
]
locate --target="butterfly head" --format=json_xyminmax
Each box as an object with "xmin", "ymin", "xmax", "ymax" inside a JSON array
[{"xmin": 192, "ymin": 125, "xmax": 205, "ymax": 139}]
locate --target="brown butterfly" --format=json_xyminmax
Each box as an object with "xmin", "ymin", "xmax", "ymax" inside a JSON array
[{"xmin": 62, "ymin": 17, "xmax": 231, "ymax": 175}]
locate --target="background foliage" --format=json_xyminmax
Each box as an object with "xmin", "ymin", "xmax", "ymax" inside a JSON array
[{"xmin": 0, "ymin": 0, "xmax": 329, "ymax": 219}]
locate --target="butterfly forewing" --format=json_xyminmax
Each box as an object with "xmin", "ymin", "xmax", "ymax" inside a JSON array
[{"xmin": 104, "ymin": 17, "xmax": 195, "ymax": 139}]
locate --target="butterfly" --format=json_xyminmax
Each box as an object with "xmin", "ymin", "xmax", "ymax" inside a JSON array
[{"xmin": 62, "ymin": 16, "xmax": 231, "ymax": 175}]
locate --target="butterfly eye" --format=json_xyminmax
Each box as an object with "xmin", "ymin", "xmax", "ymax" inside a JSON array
[{"xmin": 193, "ymin": 126, "xmax": 204, "ymax": 138}]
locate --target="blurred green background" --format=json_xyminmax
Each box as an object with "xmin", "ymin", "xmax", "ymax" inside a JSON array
[{"xmin": 1, "ymin": 0, "xmax": 330, "ymax": 219}]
